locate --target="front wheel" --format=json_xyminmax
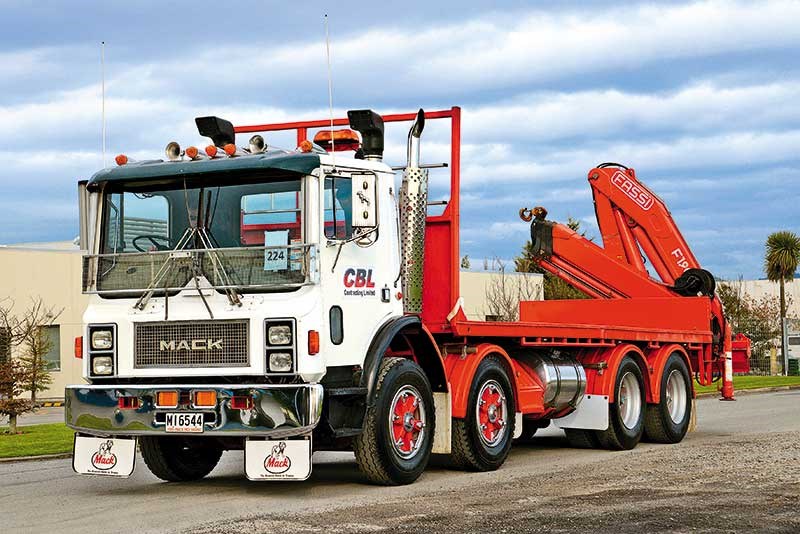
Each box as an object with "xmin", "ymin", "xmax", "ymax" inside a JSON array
[
  {"xmin": 451, "ymin": 356, "xmax": 515, "ymax": 471},
  {"xmin": 139, "ymin": 436, "xmax": 222, "ymax": 481},
  {"xmin": 353, "ymin": 357, "xmax": 435, "ymax": 485}
]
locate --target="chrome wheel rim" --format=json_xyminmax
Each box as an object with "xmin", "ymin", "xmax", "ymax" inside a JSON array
[
  {"xmin": 665, "ymin": 369, "xmax": 688, "ymax": 424},
  {"xmin": 476, "ymin": 380, "xmax": 507, "ymax": 447},
  {"xmin": 618, "ymin": 372, "xmax": 642, "ymax": 430},
  {"xmin": 389, "ymin": 386, "xmax": 426, "ymax": 459}
]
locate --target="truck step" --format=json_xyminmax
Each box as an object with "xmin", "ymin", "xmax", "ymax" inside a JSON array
[{"xmin": 326, "ymin": 387, "xmax": 367, "ymax": 397}]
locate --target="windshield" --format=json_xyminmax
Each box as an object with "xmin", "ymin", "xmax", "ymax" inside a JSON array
[{"xmin": 87, "ymin": 173, "xmax": 313, "ymax": 295}]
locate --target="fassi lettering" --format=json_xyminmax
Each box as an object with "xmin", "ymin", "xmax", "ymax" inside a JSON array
[{"xmin": 343, "ymin": 268, "xmax": 375, "ymax": 288}]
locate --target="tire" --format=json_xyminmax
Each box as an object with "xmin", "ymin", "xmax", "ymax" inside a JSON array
[
  {"xmin": 451, "ymin": 356, "xmax": 515, "ymax": 471},
  {"xmin": 564, "ymin": 428, "xmax": 600, "ymax": 449},
  {"xmin": 595, "ymin": 356, "xmax": 646, "ymax": 450},
  {"xmin": 139, "ymin": 436, "xmax": 222, "ymax": 482},
  {"xmin": 353, "ymin": 357, "xmax": 435, "ymax": 485},
  {"xmin": 644, "ymin": 353, "xmax": 692, "ymax": 443},
  {"xmin": 514, "ymin": 418, "xmax": 544, "ymax": 444}
]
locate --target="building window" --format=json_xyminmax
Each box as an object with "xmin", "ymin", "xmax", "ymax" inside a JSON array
[
  {"xmin": 42, "ymin": 325, "xmax": 61, "ymax": 371},
  {"xmin": 0, "ymin": 327, "xmax": 9, "ymax": 364}
]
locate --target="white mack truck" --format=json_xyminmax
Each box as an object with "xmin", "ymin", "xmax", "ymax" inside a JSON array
[{"xmin": 67, "ymin": 107, "xmax": 733, "ymax": 486}]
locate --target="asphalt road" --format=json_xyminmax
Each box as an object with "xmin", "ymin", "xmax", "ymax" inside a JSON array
[
  {"xmin": 0, "ymin": 406, "xmax": 66, "ymax": 427},
  {"xmin": 1, "ymin": 391, "xmax": 798, "ymax": 533}
]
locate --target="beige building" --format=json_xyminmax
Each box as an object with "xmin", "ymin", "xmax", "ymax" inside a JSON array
[
  {"xmin": 0, "ymin": 242, "xmax": 544, "ymax": 399},
  {"xmin": 0, "ymin": 242, "xmax": 88, "ymax": 400}
]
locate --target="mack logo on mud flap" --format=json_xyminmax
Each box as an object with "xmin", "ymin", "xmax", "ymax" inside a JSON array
[
  {"xmin": 159, "ymin": 339, "xmax": 223, "ymax": 351},
  {"xmin": 90, "ymin": 440, "xmax": 117, "ymax": 470},
  {"xmin": 343, "ymin": 268, "xmax": 376, "ymax": 297},
  {"xmin": 264, "ymin": 442, "xmax": 292, "ymax": 474},
  {"xmin": 611, "ymin": 171, "xmax": 655, "ymax": 211}
]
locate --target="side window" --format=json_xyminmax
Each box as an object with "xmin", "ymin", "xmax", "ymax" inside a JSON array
[
  {"xmin": 0, "ymin": 327, "xmax": 10, "ymax": 363},
  {"xmin": 240, "ymin": 186, "xmax": 302, "ymax": 245},
  {"xmin": 42, "ymin": 325, "xmax": 61, "ymax": 371},
  {"xmin": 106, "ymin": 192, "xmax": 169, "ymax": 253},
  {"xmin": 324, "ymin": 176, "xmax": 353, "ymax": 240}
]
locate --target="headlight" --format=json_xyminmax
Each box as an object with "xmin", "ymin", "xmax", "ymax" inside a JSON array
[
  {"xmin": 268, "ymin": 352, "xmax": 293, "ymax": 373},
  {"xmin": 91, "ymin": 329, "xmax": 114, "ymax": 350},
  {"xmin": 92, "ymin": 356, "xmax": 114, "ymax": 376},
  {"xmin": 268, "ymin": 325, "xmax": 292, "ymax": 346}
]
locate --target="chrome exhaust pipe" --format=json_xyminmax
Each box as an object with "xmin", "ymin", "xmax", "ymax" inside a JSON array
[{"xmin": 399, "ymin": 109, "xmax": 428, "ymax": 314}]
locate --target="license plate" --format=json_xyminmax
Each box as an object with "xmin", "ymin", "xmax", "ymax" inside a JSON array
[
  {"xmin": 245, "ymin": 438, "xmax": 312, "ymax": 481},
  {"xmin": 165, "ymin": 412, "xmax": 204, "ymax": 433},
  {"xmin": 73, "ymin": 435, "xmax": 136, "ymax": 478}
]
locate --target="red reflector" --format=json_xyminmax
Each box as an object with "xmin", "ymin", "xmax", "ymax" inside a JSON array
[
  {"xmin": 74, "ymin": 336, "xmax": 83, "ymax": 359},
  {"xmin": 118, "ymin": 396, "xmax": 139, "ymax": 410},
  {"xmin": 308, "ymin": 330, "xmax": 320, "ymax": 355},
  {"xmin": 230, "ymin": 396, "xmax": 253, "ymax": 410}
]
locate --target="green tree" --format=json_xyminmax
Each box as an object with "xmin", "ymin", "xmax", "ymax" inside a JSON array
[
  {"xmin": 764, "ymin": 231, "xmax": 800, "ymax": 367},
  {"xmin": 515, "ymin": 216, "xmax": 589, "ymax": 300}
]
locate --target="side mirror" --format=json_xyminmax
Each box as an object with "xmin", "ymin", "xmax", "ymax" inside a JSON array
[
  {"xmin": 78, "ymin": 181, "xmax": 99, "ymax": 252},
  {"xmin": 351, "ymin": 172, "xmax": 377, "ymax": 229}
]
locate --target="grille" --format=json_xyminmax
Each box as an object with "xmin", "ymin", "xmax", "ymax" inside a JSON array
[{"xmin": 134, "ymin": 320, "xmax": 249, "ymax": 368}]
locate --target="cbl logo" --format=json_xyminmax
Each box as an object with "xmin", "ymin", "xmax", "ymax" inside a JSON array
[{"xmin": 343, "ymin": 268, "xmax": 375, "ymax": 288}]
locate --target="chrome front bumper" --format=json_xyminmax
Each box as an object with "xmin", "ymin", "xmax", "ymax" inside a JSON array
[{"xmin": 65, "ymin": 383, "xmax": 323, "ymax": 438}]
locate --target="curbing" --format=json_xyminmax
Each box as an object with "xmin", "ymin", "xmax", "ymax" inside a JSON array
[
  {"xmin": 37, "ymin": 401, "xmax": 64, "ymax": 407},
  {"xmin": 696, "ymin": 384, "xmax": 800, "ymax": 399},
  {"xmin": 0, "ymin": 452, "xmax": 72, "ymax": 464}
]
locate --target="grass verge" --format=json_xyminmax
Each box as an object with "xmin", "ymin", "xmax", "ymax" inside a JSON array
[
  {"xmin": 0, "ymin": 423, "xmax": 74, "ymax": 459},
  {"xmin": 695, "ymin": 375, "xmax": 800, "ymax": 395}
]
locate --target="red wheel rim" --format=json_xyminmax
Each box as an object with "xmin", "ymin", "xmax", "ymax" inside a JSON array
[
  {"xmin": 476, "ymin": 380, "xmax": 507, "ymax": 447},
  {"xmin": 389, "ymin": 386, "xmax": 426, "ymax": 459}
]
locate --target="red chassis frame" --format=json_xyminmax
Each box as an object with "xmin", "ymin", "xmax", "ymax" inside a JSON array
[{"xmin": 235, "ymin": 107, "xmax": 733, "ymax": 413}]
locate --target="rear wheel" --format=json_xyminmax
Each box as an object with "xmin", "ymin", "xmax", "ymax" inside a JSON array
[
  {"xmin": 451, "ymin": 357, "xmax": 515, "ymax": 471},
  {"xmin": 596, "ymin": 356, "xmax": 645, "ymax": 450},
  {"xmin": 139, "ymin": 436, "xmax": 222, "ymax": 481},
  {"xmin": 564, "ymin": 428, "xmax": 600, "ymax": 449},
  {"xmin": 353, "ymin": 357, "xmax": 435, "ymax": 485},
  {"xmin": 644, "ymin": 354, "xmax": 692, "ymax": 443}
]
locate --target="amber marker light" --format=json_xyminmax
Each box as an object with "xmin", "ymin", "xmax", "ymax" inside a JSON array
[
  {"xmin": 156, "ymin": 391, "xmax": 179, "ymax": 408},
  {"xmin": 194, "ymin": 390, "xmax": 217, "ymax": 408},
  {"xmin": 298, "ymin": 140, "xmax": 313, "ymax": 153},
  {"xmin": 308, "ymin": 330, "xmax": 320, "ymax": 355},
  {"xmin": 185, "ymin": 146, "xmax": 199, "ymax": 159},
  {"xmin": 223, "ymin": 143, "xmax": 238, "ymax": 156},
  {"xmin": 115, "ymin": 154, "xmax": 128, "ymax": 166},
  {"xmin": 205, "ymin": 145, "xmax": 218, "ymax": 157}
]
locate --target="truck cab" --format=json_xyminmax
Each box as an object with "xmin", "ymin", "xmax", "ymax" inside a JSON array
[{"xmin": 68, "ymin": 110, "xmax": 447, "ymax": 483}]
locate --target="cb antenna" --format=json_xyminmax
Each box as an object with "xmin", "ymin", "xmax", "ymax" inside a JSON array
[
  {"xmin": 324, "ymin": 14, "xmax": 335, "ymax": 167},
  {"xmin": 101, "ymin": 41, "xmax": 106, "ymax": 167}
]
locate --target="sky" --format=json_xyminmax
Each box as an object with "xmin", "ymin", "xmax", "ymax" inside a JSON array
[{"xmin": 0, "ymin": 0, "xmax": 798, "ymax": 279}]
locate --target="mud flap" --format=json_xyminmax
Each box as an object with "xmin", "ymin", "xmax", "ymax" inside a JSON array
[
  {"xmin": 552, "ymin": 394, "xmax": 610, "ymax": 430},
  {"xmin": 245, "ymin": 437, "xmax": 312, "ymax": 481},
  {"xmin": 73, "ymin": 435, "xmax": 136, "ymax": 478}
]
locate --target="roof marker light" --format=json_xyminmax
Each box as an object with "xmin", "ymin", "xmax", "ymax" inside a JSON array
[
  {"xmin": 298, "ymin": 140, "xmax": 313, "ymax": 153},
  {"xmin": 314, "ymin": 129, "xmax": 361, "ymax": 152},
  {"xmin": 115, "ymin": 154, "xmax": 128, "ymax": 166},
  {"xmin": 185, "ymin": 146, "xmax": 200, "ymax": 160},
  {"xmin": 205, "ymin": 145, "xmax": 218, "ymax": 158},
  {"xmin": 165, "ymin": 141, "xmax": 182, "ymax": 161},
  {"xmin": 223, "ymin": 143, "xmax": 238, "ymax": 157},
  {"xmin": 249, "ymin": 135, "xmax": 266, "ymax": 154}
]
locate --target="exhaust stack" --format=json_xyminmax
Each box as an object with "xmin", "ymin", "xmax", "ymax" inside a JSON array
[{"xmin": 399, "ymin": 109, "xmax": 428, "ymax": 314}]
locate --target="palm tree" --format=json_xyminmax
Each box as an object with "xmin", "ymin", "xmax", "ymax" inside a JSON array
[{"xmin": 765, "ymin": 231, "xmax": 800, "ymax": 373}]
